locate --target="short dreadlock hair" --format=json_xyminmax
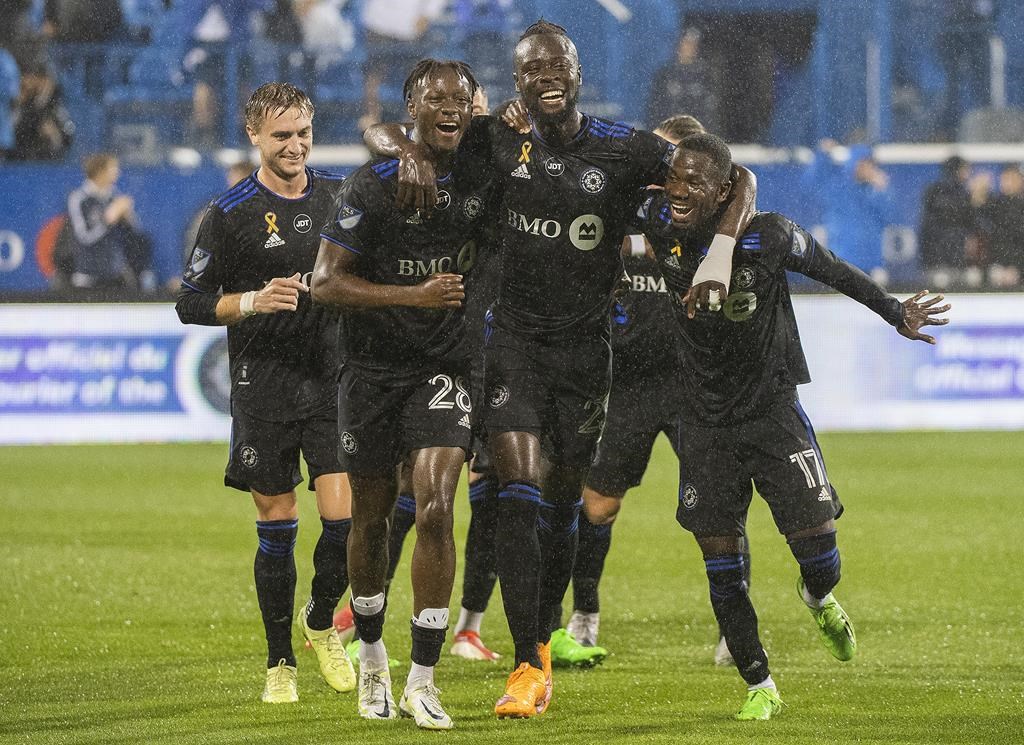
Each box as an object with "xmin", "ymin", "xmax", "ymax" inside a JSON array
[
  {"xmin": 654, "ymin": 114, "xmax": 706, "ymax": 144},
  {"xmin": 402, "ymin": 59, "xmax": 479, "ymax": 103},
  {"xmin": 519, "ymin": 19, "xmax": 570, "ymax": 42}
]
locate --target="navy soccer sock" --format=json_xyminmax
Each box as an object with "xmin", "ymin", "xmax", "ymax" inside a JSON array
[
  {"xmin": 789, "ymin": 531, "xmax": 841, "ymax": 600},
  {"xmin": 537, "ymin": 498, "xmax": 582, "ymax": 642},
  {"xmin": 495, "ymin": 481, "xmax": 543, "ymax": 668},
  {"xmin": 462, "ymin": 477, "xmax": 499, "ymax": 613},
  {"xmin": 705, "ymin": 554, "xmax": 770, "ymax": 685},
  {"xmin": 305, "ymin": 517, "xmax": 351, "ymax": 630},
  {"xmin": 572, "ymin": 516, "xmax": 611, "ymax": 614},
  {"xmin": 255, "ymin": 519, "xmax": 298, "ymax": 668}
]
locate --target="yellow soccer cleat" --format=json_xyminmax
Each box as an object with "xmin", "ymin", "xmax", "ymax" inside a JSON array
[
  {"xmin": 494, "ymin": 663, "xmax": 548, "ymax": 719},
  {"xmin": 261, "ymin": 658, "xmax": 298, "ymax": 704},
  {"xmin": 299, "ymin": 603, "xmax": 356, "ymax": 692}
]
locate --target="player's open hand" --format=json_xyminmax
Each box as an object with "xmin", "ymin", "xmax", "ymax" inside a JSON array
[
  {"xmin": 414, "ymin": 273, "xmax": 465, "ymax": 309},
  {"xmin": 255, "ymin": 273, "xmax": 306, "ymax": 313},
  {"xmin": 897, "ymin": 290, "xmax": 950, "ymax": 344},
  {"xmin": 501, "ymin": 99, "xmax": 531, "ymax": 134},
  {"xmin": 681, "ymin": 281, "xmax": 726, "ymax": 319},
  {"xmin": 396, "ymin": 149, "xmax": 437, "ymax": 213}
]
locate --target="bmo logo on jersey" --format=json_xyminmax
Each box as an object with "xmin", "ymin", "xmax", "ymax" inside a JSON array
[
  {"xmin": 569, "ymin": 214, "xmax": 604, "ymax": 251},
  {"xmin": 397, "ymin": 256, "xmax": 456, "ymax": 276},
  {"xmin": 507, "ymin": 209, "xmax": 561, "ymax": 238},
  {"xmin": 631, "ymin": 274, "xmax": 668, "ymax": 293}
]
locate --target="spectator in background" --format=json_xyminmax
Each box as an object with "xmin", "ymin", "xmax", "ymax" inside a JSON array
[
  {"xmin": 0, "ymin": 0, "xmax": 48, "ymax": 72},
  {"xmin": 646, "ymin": 27, "xmax": 720, "ymax": 133},
  {"xmin": 11, "ymin": 61, "xmax": 74, "ymax": 161},
  {"xmin": 452, "ymin": 0, "xmax": 517, "ymax": 101},
  {"xmin": 979, "ymin": 164, "xmax": 1024, "ymax": 288},
  {"xmin": 0, "ymin": 50, "xmax": 18, "ymax": 160},
  {"xmin": 938, "ymin": 0, "xmax": 997, "ymax": 137},
  {"xmin": 918, "ymin": 156, "xmax": 978, "ymax": 289},
  {"xmin": 358, "ymin": 0, "xmax": 446, "ymax": 131},
  {"xmin": 67, "ymin": 153, "xmax": 156, "ymax": 296},
  {"xmin": 43, "ymin": 0, "xmax": 125, "ymax": 41},
  {"xmin": 804, "ymin": 140, "xmax": 895, "ymax": 285}
]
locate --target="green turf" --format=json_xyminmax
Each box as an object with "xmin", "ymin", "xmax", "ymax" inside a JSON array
[{"xmin": 1, "ymin": 432, "xmax": 1021, "ymax": 743}]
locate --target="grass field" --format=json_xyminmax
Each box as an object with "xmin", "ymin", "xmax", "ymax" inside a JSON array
[{"xmin": 1, "ymin": 432, "xmax": 1022, "ymax": 744}]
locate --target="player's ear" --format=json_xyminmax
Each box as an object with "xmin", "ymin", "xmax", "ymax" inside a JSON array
[
  {"xmin": 577, "ymin": 64, "xmax": 583, "ymax": 87},
  {"xmin": 245, "ymin": 125, "xmax": 258, "ymax": 147},
  {"xmin": 715, "ymin": 179, "xmax": 732, "ymax": 206},
  {"xmin": 512, "ymin": 72, "xmax": 520, "ymax": 93},
  {"xmin": 406, "ymin": 97, "xmax": 417, "ymax": 121}
]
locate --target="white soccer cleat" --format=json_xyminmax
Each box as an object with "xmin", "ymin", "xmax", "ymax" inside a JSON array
[
  {"xmin": 450, "ymin": 630, "xmax": 501, "ymax": 661},
  {"xmin": 261, "ymin": 659, "xmax": 298, "ymax": 704},
  {"xmin": 400, "ymin": 683, "xmax": 454, "ymax": 730},
  {"xmin": 567, "ymin": 611, "xmax": 600, "ymax": 647},
  {"xmin": 358, "ymin": 666, "xmax": 397, "ymax": 720},
  {"xmin": 714, "ymin": 636, "xmax": 734, "ymax": 666}
]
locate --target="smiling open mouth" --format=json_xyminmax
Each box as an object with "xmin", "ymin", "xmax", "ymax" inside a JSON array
[
  {"xmin": 539, "ymin": 90, "xmax": 565, "ymax": 103},
  {"xmin": 436, "ymin": 122, "xmax": 459, "ymax": 134},
  {"xmin": 670, "ymin": 202, "xmax": 693, "ymax": 220}
]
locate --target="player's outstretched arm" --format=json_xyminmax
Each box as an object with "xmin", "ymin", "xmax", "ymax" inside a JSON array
[
  {"xmin": 363, "ymin": 124, "xmax": 437, "ymax": 212},
  {"xmin": 683, "ymin": 165, "xmax": 759, "ymax": 317},
  {"xmin": 896, "ymin": 290, "xmax": 951, "ymax": 345},
  {"xmin": 174, "ymin": 275, "xmax": 305, "ymax": 326},
  {"xmin": 310, "ymin": 239, "xmax": 464, "ymax": 310}
]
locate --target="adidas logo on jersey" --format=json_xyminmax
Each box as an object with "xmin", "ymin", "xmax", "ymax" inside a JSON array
[
  {"xmin": 664, "ymin": 254, "xmax": 680, "ymax": 269},
  {"xmin": 818, "ymin": 487, "xmax": 832, "ymax": 502},
  {"xmin": 264, "ymin": 232, "xmax": 286, "ymax": 248},
  {"xmin": 511, "ymin": 163, "xmax": 531, "ymax": 179},
  {"xmin": 457, "ymin": 414, "xmax": 471, "ymax": 429}
]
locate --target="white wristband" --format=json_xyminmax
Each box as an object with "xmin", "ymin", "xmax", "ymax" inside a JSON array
[
  {"xmin": 691, "ymin": 234, "xmax": 735, "ymax": 293},
  {"xmin": 239, "ymin": 290, "xmax": 257, "ymax": 317},
  {"xmin": 627, "ymin": 234, "xmax": 646, "ymax": 257}
]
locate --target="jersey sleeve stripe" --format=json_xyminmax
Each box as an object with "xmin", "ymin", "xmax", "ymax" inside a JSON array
[
  {"xmin": 180, "ymin": 277, "xmax": 210, "ymax": 293},
  {"xmin": 214, "ymin": 178, "xmax": 255, "ymax": 207},
  {"xmin": 222, "ymin": 186, "xmax": 258, "ymax": 212},
  {"xmin": 320, "ymin": 234, "xmax": 362, "ymax": 254}
]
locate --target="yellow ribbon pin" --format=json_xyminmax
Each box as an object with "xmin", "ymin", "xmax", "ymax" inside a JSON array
[
  {"xmin": 671, "ymin": 242, "xmax": 682, "ymax": 256},
  {"xmin": 265, "ymin": 212, "xmax": 279, "ymax": 234},
  {"xmin": 518, "ymin": 141, "xmax": 532, "ymax": 163}
]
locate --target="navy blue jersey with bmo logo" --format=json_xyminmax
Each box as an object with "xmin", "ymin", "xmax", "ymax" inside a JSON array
[
  {"xmin": 639, "ymin": 198, "xmax": 905, "ymax": 425},
  {"xmin": 180, "ymin": 168, "xmax": 346, "ymax": 421},
  {"xmin": 460, "ymin": 115, "xmax": 673, "ymax": 341},
  {"xmin": 613, "ymin": 253, "xmax": 683, "ymax": 380},
  {"xmin": 319, "ymin": 156, "xmax": 494, "ymax": 385}
]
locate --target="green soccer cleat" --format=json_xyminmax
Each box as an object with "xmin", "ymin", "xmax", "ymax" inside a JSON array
[
  {"xmin": 799, "ymin": 578, "xmax": 857, "ymax": 661},
  {"xmin": 261, "ymin": 658, "xmax": 298, "ymax": 704},
  {"xmin": 549, "ymin": 627, "xmax": 607, "ymax": 669},
  {"xmin": 299, "ymin": 603, "xmax": 356, "ymax": 693},
  {"xmin": 735, "ymin": 687, "xmax": 784, "ymax": 721}
]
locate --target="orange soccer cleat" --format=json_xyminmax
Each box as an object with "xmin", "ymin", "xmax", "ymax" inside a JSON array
[
  {"xmin": 494, "ymin": 663, "xmax": 548, "ymax": 719},
  {"xmin": 536, "ymin": 641, "xmax": 553, "ymax": 714}
]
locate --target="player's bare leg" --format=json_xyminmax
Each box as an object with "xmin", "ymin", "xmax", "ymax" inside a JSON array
[
  {"xmin": 398, "ymin": 446, "xmax": 463, "ymax": 730},
  {"xmin": 491, "ymin": 430, "xmax": 550, "ymax": 717},
  {"xmin": 252, "ymin": 490, "xmax": 300, "ymax": 703},
  {"xmin": 347, "ymin": 472, "xmax": 399, "ymax": 719},
  {"xmin": 565, "ymin": 487, "xmax": 622, "ymax": 648},
  {"xmin": 299, "ymin": 473, "xmax": 356, "ymax": 693},
  {"xmin": 786, "ymin": 519, "xmax": 856, "ymax": 661}
]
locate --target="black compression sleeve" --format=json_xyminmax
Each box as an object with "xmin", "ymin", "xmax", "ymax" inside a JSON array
[{"xmin": 175, "ymin": 283, "xmax": 221, "ymax": 326}]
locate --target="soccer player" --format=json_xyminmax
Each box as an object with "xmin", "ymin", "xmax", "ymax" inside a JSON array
[
  {"xmin": 638, "ymin": 132, "xmax": 949, "ymax": 720},
  {"xmin": 311, "ymin": 59, "xmax": 492, "ymax": 730},
  {"xmin": 565, "ymin": 114, "xmax": 751, "ymax": 668},
  {"xmin": 365, "ymin": 21, "xmax": 755, "ymax": 718},
  {"xmin": 174, "ymin": 82, "xmax": 354, "ymax": 704}
]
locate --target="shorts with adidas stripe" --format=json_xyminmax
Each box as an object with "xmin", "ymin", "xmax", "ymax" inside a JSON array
[
  {"xmin": 336, "ymin": 363, "xmax": 472, "ymax": 476},
  {"xmin": 675, "ymin": 395, "xmax": 843, "ymax": 537}
]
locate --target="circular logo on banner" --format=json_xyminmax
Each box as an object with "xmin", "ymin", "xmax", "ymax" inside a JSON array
[
  {"xmin": 733, "ymin": 266, "xmax": 755, "ymax": 290},
  {"xmin": 682, "ymin": 483, "xmax": 698, "ymax": 510},
  {"xmin": 545, "ymin": 158, "xmax": 565, "ymax": 177},
  {"xmin": 462, "ymin": 195, "xmax": 483, "ymax": 220},
  {"xmin": 340, "ymin": 431, "xmax": 358, "ymax": 454},
  {"xmin": 579, "ymin": 168, "xmax": 606, "ymax": 194},
  {"xmin": 435, "ymin": 190, "xmax": 452, "ymax": 210},
  {"xmin": 198, "ymin": 337, "xmax": 231, "ymax": 414},
  {"xmin": 489, "ymin": 384, "xmax": 510, "ymax": 409},
  {"xmin": 569, "ymin": 214, "xmax": 604, "ymax": 251},
  {"xmin": 240, "ymin": 445, "xmax": 259, "ymax": 468},
  {"xmin": 293, "ymin": 214, "xmax": 312, "ymax": 233}
]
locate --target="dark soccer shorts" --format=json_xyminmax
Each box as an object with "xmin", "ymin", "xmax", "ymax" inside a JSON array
[
  {"xmin": 225, "ymin": 404, "xmax": 342, "ymax": 495},
  {"xmin": 483, "ymin": 323, "xmax": 612, "ymax": 471},
  {"xmin": 337, "ymin": 365, "xmax": 473, "ymax": 476},
  {"xmin": 587, "ymin": 372, "xmax": 683, "ymax": 495},
  {"xmin": 675, "ymin": 397, "xmax": 843, "ymax": 537}
]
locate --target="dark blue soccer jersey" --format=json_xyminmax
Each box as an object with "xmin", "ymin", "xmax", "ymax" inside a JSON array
[
  {"xmin": 640, "ymin": 199, "xmax": 904, "ymax": 424},
  {"xmin": 319, "ymin": 156, "xmax": 495, "ymax": 384},
  {"xmin": 460, "ymin": 114, "xmax": 673, "ymax": 341},
  {"xmin": 178, "ymin": 168, "xmax": 346, "ymax": 421}
]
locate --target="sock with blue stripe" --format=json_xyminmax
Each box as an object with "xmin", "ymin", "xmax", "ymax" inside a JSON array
[
  {"xmin": 705, "ymin": 553, "xmax": 769, "ymax": 686},
  {"xmin": 385, "ymin": 494, "xmax": 417, "ymax": 588},
  {"xmin": 538, "ymin": 498, "xmax": 582, "ymax": 642},
  {"xmin": 462, "ymin": 477, "xmax": 499, "ymax": 612},
  {"xmin": 789, "ymin": 531, "xmax": 841, "ymax": 603},
  {"xmin": 305, "ymin": 517, "xmax": 351, "ymax": 630},
  {"xmin": 572, "ymin": 515, "xmax": 611, "ymax": 614},
  {"xmin": 495, "ymin": 480, "xmax": 543, "ymax": 668},
  {"xmin": 255, "ymin": 519, "xmax": 298, "ymax": 667}
]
